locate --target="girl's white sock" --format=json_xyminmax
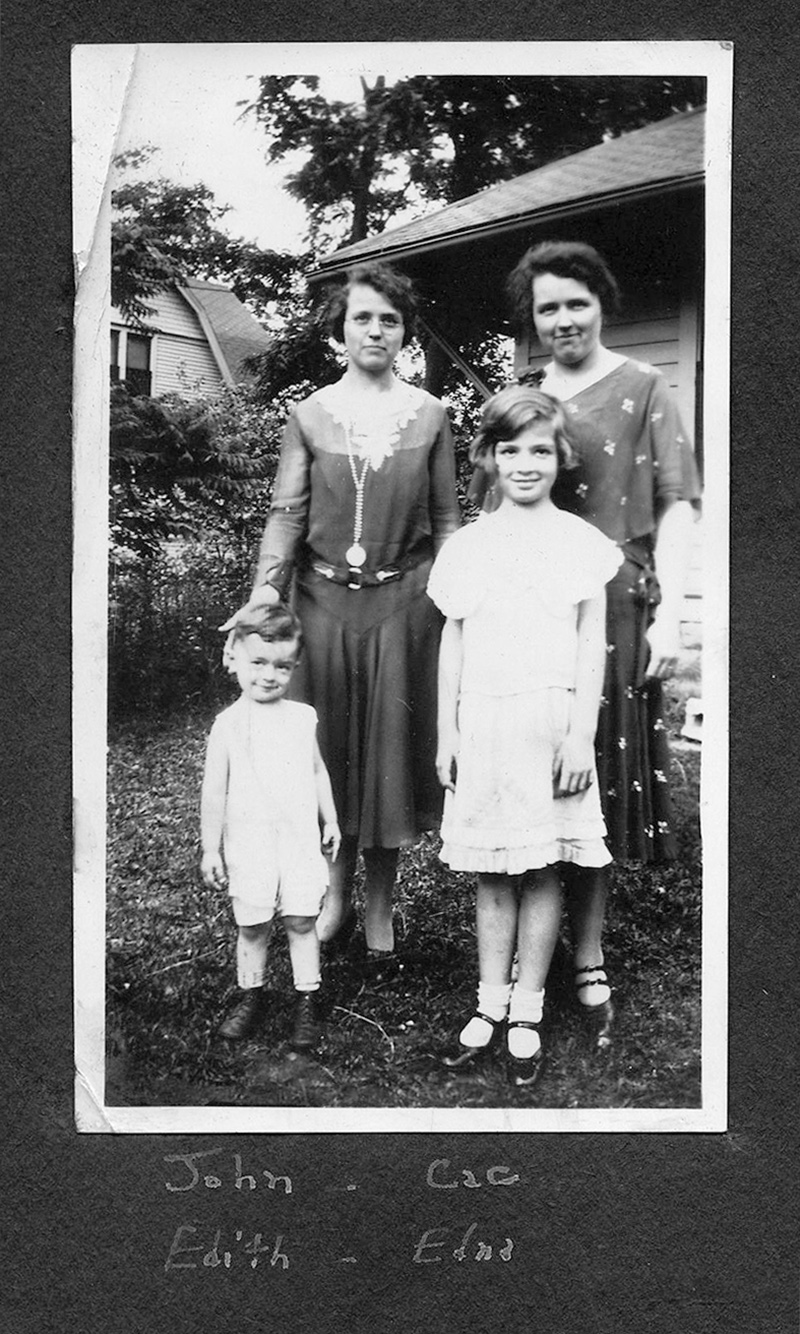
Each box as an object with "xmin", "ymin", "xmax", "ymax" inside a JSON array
[
  {"xmin": 507, "ymin": 985, "xmax": 544, "ymax": 1059},
  {"xmin": 459, "ymin": 982, "xmax": 512, "ymax": 1048}
]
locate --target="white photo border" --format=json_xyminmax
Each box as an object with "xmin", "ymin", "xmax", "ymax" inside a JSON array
[{"xmin": 72, "ymin": 40, "xmax": 732, "ymax": 1133}]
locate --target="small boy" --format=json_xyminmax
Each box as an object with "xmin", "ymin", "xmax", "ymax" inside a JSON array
[{"xmin": 201, "ymin": 604, "xmax": 340, "ymax": 1049}]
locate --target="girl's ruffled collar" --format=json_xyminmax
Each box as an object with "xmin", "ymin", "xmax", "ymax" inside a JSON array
[{"xmin": 313, "ymin": 377, "xmax": 425, "ymax": 470}]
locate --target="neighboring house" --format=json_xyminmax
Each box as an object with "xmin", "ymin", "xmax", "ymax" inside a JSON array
[
  {"xmin": 312, "ymin": 106, "xmax": 706, "ymax": 654},
  {"xmin": 110, "ymin": 278, "xmax": 271, "ymax": 400}
]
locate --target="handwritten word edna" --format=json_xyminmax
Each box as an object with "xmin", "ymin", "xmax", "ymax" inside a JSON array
[
  {"xmin": 413, "ymin": 1222, "xmax": 514, "ymax": 1263},
  {"xmin": 163, "ymin": 1151, "xmax": 520, "ymax": 1194}
]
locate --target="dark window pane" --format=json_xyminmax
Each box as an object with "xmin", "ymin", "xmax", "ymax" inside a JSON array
[{"xmin": 126, "ymin": 334, "xmax": 150, "ymax": 371}]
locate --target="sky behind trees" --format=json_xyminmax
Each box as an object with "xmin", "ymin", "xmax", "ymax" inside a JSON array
[{"xmin": 90, "ymin": 42, "xmax": 713, "ymax": 257}]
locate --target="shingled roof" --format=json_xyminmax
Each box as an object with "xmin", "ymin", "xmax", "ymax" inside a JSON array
[
  {"xmin": 179, "ymin": 278, "xmax": 271, "ymax": 383},
  {"xmin": 314, "ymin": 106, "xmax": 705, "ymax": 277}
]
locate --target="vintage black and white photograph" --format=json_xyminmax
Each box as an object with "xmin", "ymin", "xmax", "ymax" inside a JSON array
[{"xmin": 72, "ymin": 41, "xmax": 731, "ymax": 1132}]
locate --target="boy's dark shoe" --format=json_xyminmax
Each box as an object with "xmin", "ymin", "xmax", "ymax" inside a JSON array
[
  {"xmin": 218, "ymin": 988, "xmax": 268, "ymax": 1040},
  {"xmin": 291, "ymin": 992, "xmax": 321, "ymax": 1051}
]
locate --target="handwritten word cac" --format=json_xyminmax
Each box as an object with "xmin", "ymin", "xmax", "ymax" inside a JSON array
[
  {"xmin": 165, "ymin": 1224, "xmax": 289, "ymax": 1272},
  {"xmin": 164, "ymin": 1150, "xmax": 291, "ymax": 1195},
  {"xmin": 426, "ymin": 1159, "xmax": 520, "ymax": 1189}
]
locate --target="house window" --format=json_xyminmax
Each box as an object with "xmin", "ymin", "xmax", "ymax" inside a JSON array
[{"xmin": 111, "ymin": 328, "xmax": 153, "ymax": 396}]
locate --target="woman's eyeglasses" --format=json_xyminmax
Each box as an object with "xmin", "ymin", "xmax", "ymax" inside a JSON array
[{"xmin": 346, "ymin": 313, "xmax": 403, "ymax": 329}]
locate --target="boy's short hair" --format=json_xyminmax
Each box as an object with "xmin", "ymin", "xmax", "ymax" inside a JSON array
[
  {"xmin": 470, "ymin": 383, "xmax": 576, "ymax": 475},
  {"xmin": 232, "ymin": 603, "xmax": 303, "ymax": 652}
]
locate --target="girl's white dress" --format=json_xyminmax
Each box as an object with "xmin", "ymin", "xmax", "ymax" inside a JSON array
[
  {"xmin": 427, "ymin": 506, "xmax": 623, "ymax": 874},
  {"xmin": 209, "ymin": 696, "xmax": 329, "ymax": 917}
]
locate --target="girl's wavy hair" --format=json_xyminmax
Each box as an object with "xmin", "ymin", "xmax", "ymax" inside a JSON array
[
  {"xmin": 506, "ymin": 240, "xmax": 621, "ymax": 339},
  {"xmin": 325, "ymin": 261, "xmax": 419, "ymax": 347},
  {"xmin": 470, "ymin": 384, "xmax": 577, "ymax": 476},
  {"xmin": 232, "ymin": 603, "xmax": 303, "ymax": 651}
]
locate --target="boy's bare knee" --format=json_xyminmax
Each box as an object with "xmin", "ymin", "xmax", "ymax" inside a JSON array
[
  {"xmin": 239, "ymin": 922, "xmax": 270, "ymax": 944},
  {"xmin": 283, "ymin": 914, "xmax": 316, "ymax": 935}
]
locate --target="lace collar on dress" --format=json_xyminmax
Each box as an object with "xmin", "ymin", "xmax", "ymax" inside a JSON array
[{"xmin": 314, "ymin": 377, "xmax": 425, "ymax": 470}]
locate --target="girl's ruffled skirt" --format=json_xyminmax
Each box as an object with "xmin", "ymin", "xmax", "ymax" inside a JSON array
[{"xmin": 440, "ymin": 688, "xmax": 612, "ymax": 874}]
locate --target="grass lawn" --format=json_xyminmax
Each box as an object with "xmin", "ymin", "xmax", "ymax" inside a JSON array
[{"xmin": 106, "ymin": 686, "xmax": 702, "ymax": 1111}]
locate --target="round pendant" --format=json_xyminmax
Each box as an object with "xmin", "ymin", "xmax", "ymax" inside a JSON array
[{"xmin": 345, "ymin": 543, "xmax": 367, "ymax": 568}]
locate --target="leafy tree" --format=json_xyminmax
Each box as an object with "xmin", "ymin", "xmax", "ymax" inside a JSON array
[
  {"xmin": 111, "ymin": 147, "xmax": 300, "ymax": 324},
  {"xmin": 242, "ymin": 74, "xmax": 706, "ymax": 245}
]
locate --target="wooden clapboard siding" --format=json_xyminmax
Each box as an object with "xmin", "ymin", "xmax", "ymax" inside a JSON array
[
  {"xmin": 111, "ymin": 292, "xmax": 227, "ymax": 399},
  {"xmin": 141, "ymin": 287, "xmax": 204, "ymax": 339},
  {"xmin": 681, "ymin": 518, "xmax": 703, "ymax": 652},
  {"xmin": 152, "ymin": 335, "xmax": 225, "ymax": 397}
]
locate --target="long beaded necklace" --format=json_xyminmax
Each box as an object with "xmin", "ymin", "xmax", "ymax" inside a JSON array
[{"xmin": 345, "ymin": 426, "xmax": 369, "ymax": 568}]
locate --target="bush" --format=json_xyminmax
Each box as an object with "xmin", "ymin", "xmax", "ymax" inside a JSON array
[{"xmin": 109, "ymin": 383, "xmax": 286, "ymax": 716}]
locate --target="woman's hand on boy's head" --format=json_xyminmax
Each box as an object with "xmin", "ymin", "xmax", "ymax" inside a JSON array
[
  {"xmin": 321, "ymin": 822, "xmax": 341, "ymax": 862},
  {"xmin": 200, "ymin": 851, "xmax": 227, "ymax": 890},
  {"xmin": 218, "ymin": 584, "xmax": 281, "ymax": 633}
]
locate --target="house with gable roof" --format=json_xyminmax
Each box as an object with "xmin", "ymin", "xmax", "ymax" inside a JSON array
[{"xmin": 110, "ymin": 277, "xmax": 271, "ymax": 400}]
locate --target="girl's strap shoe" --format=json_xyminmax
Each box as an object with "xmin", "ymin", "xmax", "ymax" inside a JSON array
[
  {"xmin": 574, "ymin": 964, "xmax": 614, "ymax": 1050},
  {"xmin": 505, "ymin": 1021, "xmax": 546, "ymax": 1090},
  {"xmin": 442, "ymin": 1013, "xmax": 504, "ymax": 1069}
]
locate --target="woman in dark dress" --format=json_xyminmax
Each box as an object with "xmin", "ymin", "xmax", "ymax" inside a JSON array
[
  {"xmin": 506, "ymin": 240, "xmax": 701, "ymax": 1044},
  {"xmin": 227, "ymin": 262, "xmax": 460, "ymax": 971}
]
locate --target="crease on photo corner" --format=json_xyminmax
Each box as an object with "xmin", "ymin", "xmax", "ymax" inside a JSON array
[{"xmin": 73, "ymin": 44, "xmax": 141, "ymax": 1135}]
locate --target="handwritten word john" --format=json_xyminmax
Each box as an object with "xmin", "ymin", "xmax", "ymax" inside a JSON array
[{"xmin": 164, "ymin": 1150, "xmax": 292, "ymax": 1195}]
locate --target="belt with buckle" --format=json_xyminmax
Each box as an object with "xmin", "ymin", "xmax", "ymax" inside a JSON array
[
  {"xmin": 311, "ymin": 560, "xmax": 403, "ymax": 589},
  {"xmin": 307, "ymin": 547, "xmax": 430, "ymax": 590}
]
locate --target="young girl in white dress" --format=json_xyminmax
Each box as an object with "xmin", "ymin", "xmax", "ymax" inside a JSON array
[{"xmin": 428, "ymin": 385, "xmax": 622, "ymax": 1088}]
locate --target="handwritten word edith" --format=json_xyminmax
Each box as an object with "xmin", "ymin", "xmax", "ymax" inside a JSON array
[{"xmin": 165, "ymin": 1225, "xmax": 289, "ymax": 1272}]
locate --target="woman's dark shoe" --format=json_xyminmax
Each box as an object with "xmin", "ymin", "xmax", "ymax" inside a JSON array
[
  {"xmin": 575, "ymin": 964, "xmax": 615, "ymax": 1050},
  {"xmin": 506, "ymin": 1021, "xmax": 546, "ymax": 1089},
  {"xmin": 218, "ymin": 988, "xmax": 268, "ymax": 1041},
  {"xmin": 321, "ymin": 905, "xmax": 358, "ymax": 959},
  {"xmin": 442, "ymin": 1013, "xmax": 504, "ymax": 1070},
  {"xmin": 291, "ymin": 992, "xmax": 321, "ymax": 1051}
]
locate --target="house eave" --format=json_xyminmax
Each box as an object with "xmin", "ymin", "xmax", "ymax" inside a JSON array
[{"xmin": 310, "ymin": 174, "xmax": 703, "ymax": 283}]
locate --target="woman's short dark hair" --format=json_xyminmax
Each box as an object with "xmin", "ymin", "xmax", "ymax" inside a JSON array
[
  {"xmin": 506, "ymin": 240, "xmax": 621, "ymax": 337},
  {"xmin": 325, "ymin": 261, "xmax": 419, "ymax": 346},
  {"xmin": 233, "ymin": 603, "xmax": 303, "ymax": 651},
  {"xmin": 470, "ymin": 383, "xmax": 576, "ymax": 475}
]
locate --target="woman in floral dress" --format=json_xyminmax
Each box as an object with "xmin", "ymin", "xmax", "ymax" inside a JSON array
[{"xmin": 504, "ymin": 240, "xmax": 701, "ymax": 1043}]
